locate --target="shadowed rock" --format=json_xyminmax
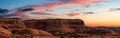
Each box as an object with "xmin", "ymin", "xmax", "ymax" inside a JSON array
[
  {"xmin": 24, "ymin": 19, "xmax": 85, "ymax": 33},
  {"xmin": 10, "ymin": 28, "xmax": 55, "ymax": 38},
  {"xmin": 0, "ymin": 18, "xmax": 55, "ymax": 38},
  {"xmin": 0, "ymin": 18, "xmax": 117, "ymax": 38}
]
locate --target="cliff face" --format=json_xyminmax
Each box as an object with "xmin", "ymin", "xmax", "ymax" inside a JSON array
[
  {"xmin": 24, "ymin": 19, "xmax": 115, "ymax": 35},
  {"xmin": 0, "ymin": 18, "xmax": 117, "ymax": 38},
  {"xmin": 24, "ymin": 19, "xmax": 85, "ymax": 33},
  {"xmin": 0, "ymin": 18, "xmax": 26, "ymax": 29}
]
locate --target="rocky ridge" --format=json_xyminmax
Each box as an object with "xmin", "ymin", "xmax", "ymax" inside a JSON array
[{"xmin": 0, "ymin": 18, "xmax": 118, "ymax": 38}]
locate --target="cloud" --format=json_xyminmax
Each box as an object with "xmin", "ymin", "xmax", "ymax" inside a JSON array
[
  {"xmin": 0, "ymin": 8, "xmax": 12, "ymax": 18},
  {"xmin": 30, "ymin": 12, "xmax": 58, "ymax": 16},
  {"xmin": 17, "ymin": 0, "xmax": 105, "ymax": 12},
  {"xmin": 57, "ymin": 0, "xmax": 73, "ymax": 2},
  {"xmin": 11, "ymin": 10, "xmax": 60, "ymax": 19},
  {"xmin": 0, "ymin": 14, "xmax": 14, "ymax": 18},
  {"xmin": 57, "ymin": 0, "xmax": 104, "ymax": 4},
  {"xmin": 0, "ymin": 8, "xmax": 9, "ymax": 14},
  {"xmin": 83, "ymin": 12, "xmax": 94, "ymax": 15},
  {"xmin": 1, "ymin": 0, "xmax": 106, "ymax": 19},
  {"xmin": 17, "ymin": 8, "xmax": 34, "ymax": 12},
  {"xmin": 109, "ymin": 8, "xmax": 120, "ymax": 12},
  {"xmin": 67, "ymin": 13, "xmax": 80, "ymax": 16}
]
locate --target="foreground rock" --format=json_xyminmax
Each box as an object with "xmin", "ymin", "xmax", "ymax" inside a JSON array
[
  {"xmin": 0, "ymin": 24, "xmax": 12, "ymax": 38},
  {"xmin": 0, "ymin": 18, "xmax": 55, "ymax": 38},
  {"xmin": 10, "ymin": 28, "xmax": 54, "ymax": 38}
]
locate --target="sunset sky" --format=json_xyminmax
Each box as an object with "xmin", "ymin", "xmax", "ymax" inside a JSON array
[{"xmin": 0, "ymin": 0, "xmax": 120, "ymax": 27}]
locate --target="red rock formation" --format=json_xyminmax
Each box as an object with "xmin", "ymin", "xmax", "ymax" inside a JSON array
[
  {"xmin": 0, "ymin": 18, "xmax": 117, "ymax": 38},
  {"xmin": 0, "ymin": 24, "xmax": 12, "ymax": 38},
  {"xmin": 0, "ymin": 18, "xmax": 26, "ymax": 28},
  {"xmin": 0, "ymin": 18, "xmax": 55, "ymax": 38},
  {"xmin": 24, "ymin": 19, "xmax": 85, "ymax": 33},
  {"xmin": 10, "ymin": 28, "xmax": 55, "ymax": 38},
  {"xmin": 24, "ymin": 19, "xmax": 115, "ymax": 36}
]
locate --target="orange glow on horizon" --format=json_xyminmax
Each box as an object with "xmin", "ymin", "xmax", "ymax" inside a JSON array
[{"xmin": 81, "ymin": 12, "xmax": 120, "ymax": 27}]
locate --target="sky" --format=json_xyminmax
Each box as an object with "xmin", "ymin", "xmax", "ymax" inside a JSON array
[{"xmin": 0, "ymin": 0, "xmax": 120, "ymax": 27}]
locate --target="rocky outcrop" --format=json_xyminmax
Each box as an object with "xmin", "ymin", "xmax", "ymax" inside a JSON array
[
  {"xmin": 0, "ymin": 24, "xmax": 55, "ymax": 38},
  {"xmin": 24, "ymin": 19, "xmax": 116, "ymax": 36},
  {"xmin": 0, "ymin": 18, "xmax": 26, "ymax": 28},
  {"xmin": 0, "ymin": 18, "xmax": 55, "ymax": 38},
  {"xmin": 10, "ymin": 28, "xmax": 55, "ymax": 38},
  {"xmin": 0, "ymin": 24, "xmax": 12, "ymax": 38},
  {"xmin": 0, "ymin": 18, "xmax": 118, "ymax": 38},
  {"xmin": 24, "ymin": 19, "xmax": 85, "ymax": 33}
]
